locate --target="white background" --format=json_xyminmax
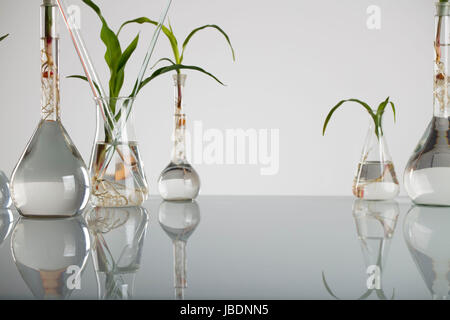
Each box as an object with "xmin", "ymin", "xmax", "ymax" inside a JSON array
[{"xmin": 0, "ymin": 0, "xmax": 434, "ymax": 196}]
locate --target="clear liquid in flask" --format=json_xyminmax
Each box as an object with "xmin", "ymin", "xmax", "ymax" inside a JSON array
[
  {"xmin": 404, "ymin": 116, "xmax": 450, "ymax": 206},
  {"xmin": 11, "ymin": 120, "xmax": 90, "ymax": 217},
  {"xmin": 158, "ymin": 162, "xmax": 200, "ymax": 201}
]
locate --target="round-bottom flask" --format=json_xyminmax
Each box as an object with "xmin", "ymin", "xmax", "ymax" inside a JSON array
[{"xmin": 158, "ymin": 74, "xmax": 200, "ymax": 201}]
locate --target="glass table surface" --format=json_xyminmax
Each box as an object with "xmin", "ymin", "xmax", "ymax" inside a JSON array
[{"xmin": 0, "ymin": 196, "xmax": 444, "ymax": 300}]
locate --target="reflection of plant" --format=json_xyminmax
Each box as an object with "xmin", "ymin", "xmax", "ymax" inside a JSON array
[
  {"xmin": 323, "ymin": 97, "xmax": 396, "ymax": 140},
  {"xmin": 321, "ymin": 243, "xmax": 395, "ymax": 300}
]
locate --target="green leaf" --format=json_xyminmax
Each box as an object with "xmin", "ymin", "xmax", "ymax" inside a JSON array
[
  {"xmin": 117, "ymin": 33, "xmax": 140, "ymax": 73},
  {"xmin": 389, "ymin": 101, "xmax": 396, "ymax": 123},
  {"xmin": 109, "ymin": 33, "xmax": 140, "ymax": 97},
  {"xmin": 323, "ymin": 99, "xmax": 376, "ymax": 136},
  {"xmin": 67, "ymin": 75, "xmax": 102, "ymax": 94},
  {"xmin": 117, "ymin": 17, "xmax": 181, "ymax": 63},
  {"xmin": 181, "ymin": 25, "xmax": 236, "ymax": 63},
  {"xmin": 136, "ymin": 64, "xmax": 225, "ymax": 95},
  {"xmin": 375, "ymin": 97, "xmax": 396, "ymax": 136},
  {"xmin": 0, "ymin": 34, "xmax": 9, "ymax": 42},
  {"xmin": 82, "ymin": 0, "xmax": 122, "ymax": 73},
  {"xmin": 151, "ymin": 57, "xmax": 177, "ymax": 69}
]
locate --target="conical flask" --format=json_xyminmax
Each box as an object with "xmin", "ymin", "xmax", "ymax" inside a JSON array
[
  {"xmin": 404, "ymin": 206, "xmax": 450, "ymax": 300},
  {"xmin": 10, "ymin": 1, "xmax": 90, "ymax": 217},
  {"xmin": 158, "ymin": 74, "xmax": 200, "ymax": 201},
  {"xmin": 353, "ymin": 122, "xmax": 399, "ymax": 200},
  {"xmin": 404, "ymin": 2, "xmax": 450, "ymax": 206},
  {"xmin": 159, "ymin": 201, "xmax": 201, "ymax": 300}
]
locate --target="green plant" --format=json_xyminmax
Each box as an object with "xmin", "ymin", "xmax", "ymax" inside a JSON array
[
  {"xmin": 322, "ymin": 97, "xmax": 396, "ymax": 139},
  {"xmin": 116, "ymin": 17, "xmax": 235, "ymax": 116},
  {"xmin": 0, "ymin": 34, "xmax": 9, "ymax": 42},
  {"xmin": 117, "ymin": 17, "xmax": 235, "ymax": 93},
  {"xmin": 70, "ymin": 0, "xmax": 233, "ymax": 105}
]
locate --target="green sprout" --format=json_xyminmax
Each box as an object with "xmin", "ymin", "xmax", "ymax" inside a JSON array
[
  {"xmin": 116, "ymin": 17, "xmax": 236, "ymax": 96},
  {"xmin": 0, "ymin": 34, "xmax": 9, "ymax": 42},
  {"xmin": 322, "ymin": 97, "xmax": 396, "ymax": 139}
]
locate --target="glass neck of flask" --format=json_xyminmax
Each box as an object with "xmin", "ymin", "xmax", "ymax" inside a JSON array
[
  {"xmin": 172, "ymin": 74, "xmax": 187, "ymax": 163},
  {"xmin": 40, "ymin": 2, "xmax": 60, "ymax": 122},
  {"xmin": 434, "ymin": 3, "xmax": 450, "ymax": 118}
]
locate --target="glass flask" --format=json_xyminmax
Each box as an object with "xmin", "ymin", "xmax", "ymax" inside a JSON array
[
  {"xmin": 404, "ymin": 2, "xmax": 450, "ymax": 206},
  {"xmin": 0, "ymin": 209, "xmax": 14, "ymax": 247},
  {"xmin": 0, "ymin": 171, "xmax": 11, "ymax": 208},
  {"xmin": 159, "ymin": 200, "xmax": 201, "ymax": 300},
  {"xmin": 158, "ymin": 75, "xmax": 200, "ymax": 201},
  {"xmin": 353, "ymin": 122, "xmax": 399, "ymax": 200},
  {"xmin": 10, "ymin": 1, "xmax": 90, "ymax": 217},
  {"xmin": 404, "ymin": 206, "xmax": 450, "ymax": 300},
  {"xmin": 90, "ymin": 98, "xmax": 149, "ymax": 208},
  {"xmin": 86, "ymin": 206, "xmax": 149, "ymax": 300},
  {"xmin": 11, "ymin": 216, "xmax": 90, "ymax": 300}
]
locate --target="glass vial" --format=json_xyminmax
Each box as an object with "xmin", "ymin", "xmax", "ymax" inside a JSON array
[
  {"xmin": 10, "ymin": 1, "xmax": 90, "ymax": 217},
  {"xmin": 353, "ymin": 122, "xmax": 399, "ymax": 200},
  {"xmin": 90, "ymin": 98, "xmax": 149, "ymax": 208},
  {"xmin": 158, "ymin": 74, "xmax": 200, "ymax": 201},
  {"xmin": 404, "ymin": 2, "xmax": 450, "ymax": 206}
]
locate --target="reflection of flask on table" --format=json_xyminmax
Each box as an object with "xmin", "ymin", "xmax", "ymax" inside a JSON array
[
  {"xmin": 353, "ymin": 200, "xmax": 399, "ymax": 272},
  {"xmin": 11, "ymin": 216, "xmax": 90, "ymax": 299},
  {"xmin": 404, "ymin": 206, "xmax": 450, "ymax": 300},
  {"xmin": 159, "ymin": 201, "xmax": 201, "ymax": 300},
  {"xmin": 323, "ymin": 200, "xmax": 399, "ymax": 300},
  {"xmin": 0, "ymin": 209, "xmax": 14, "ymax": 247},
  {"xmin": 86, "ymin": 206, "xmax": 149, "ymax": 300},
  {"xmin": 0, "ymin": 171, "xmax": 12, "ymax": 209}
]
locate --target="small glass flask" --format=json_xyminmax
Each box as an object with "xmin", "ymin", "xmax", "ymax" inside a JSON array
[
  {"xmin": 404, "ymin": 206, "xmax": 450, "ymax": 300},
  {"xmin": 11, "ymin": 216, "xmax": 90, "ymax": 300},
  {"xmin": 404, "ymin": 2, "xmax": 450, "ymax": 206},
  {"xmin": 10, "ymin": 1, "xmax": 90, "ymax": 217},
  {"xmin": 158, "ymin": 74, "xmax": 200, "ymax": 201},
  {"xmin": 159, "ymin": 201, "xmax": 201, "ymax": 300},
  {"xmin": 90, "ymin": 98, "xmax": 149, "ymax": 208},
  {"xmin": 353, "ymin": 122, "xmax": 399, "ymax": 200}
]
